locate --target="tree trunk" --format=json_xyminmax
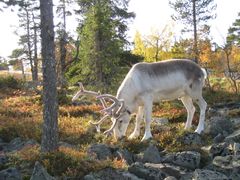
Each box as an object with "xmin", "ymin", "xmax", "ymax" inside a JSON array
[
  {"xmin": 25, "ymin": 8, "xmax": 34, "ymax": 81},
  {"xmin": 59, "ymin": 0, "xmax": 67, "ymax": 89},
  {"xmin": 192, "ymin": 0, "xmax": 198, "ymax": 63},
  {"xmin": 40, "ymin": 0, "xmax": 59, "ymax": 152},
  {"xmin": 33, "ymin": 22, "xmax": 39, "ymax": 85}
]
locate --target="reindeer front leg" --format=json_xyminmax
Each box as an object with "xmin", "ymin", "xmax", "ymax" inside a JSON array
[
  {"xmin": 141, "ymin": 96, "xmax": 153, "ymax": 141},
  {"xmin": 129, "ymin": 106, "xmax": 144, "ymax": 139}
]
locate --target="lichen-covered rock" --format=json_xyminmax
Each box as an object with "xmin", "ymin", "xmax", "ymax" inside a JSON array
[
  {"xmin": 213, "ymin": 155, "xmax": 240, "ymax": 169},
  {"xmin": 192, "ymin": 169, "xmax": 228, "ymax": 180},
  {"xmin": 84, "ymin": 167, "xmax": 143, "ymax": 180},
  {"xmin": 207, "ymin": 155, "xmax": 240, "ymax": 179},
  {"xmin": 225, "ymin": 129, "xmax": 240, "ymax": 143},
  {"xmin": 87, "ymin": 144, "xmax": 113, "ymax": 160},
  {"xmin": 164, "ymin": 176, "xmax": 177, "ymax": 180},
  {"xmin": 142, "ymin": 145, "xmax": 162, "ymax": 163},
  {"xmin": 213, "ymin": 133, "xmax": 225, "ymax": 143},
  {"xmin": 4, "ymin": 138, "xmax": 38, "ymax": 152},
  {"xmin": 30, "ymin": 161, "xmax": 55, "ymax": 180},
  {"xmin": 145, "ymin": 163, "xmax": 191, "ymax": 179},
  {"xmin": 114, "ymin": 149, "xmax": 134, "ymax": 165},
  {"xmin": 0, "ymin": 153, "xmax": 8, "ymax": 166},
  {"xmin": 204, "ymin": 116, "xmax": 234, "ymax": 137},
  {"xmin": 0, "ymin": 167, "xmax": 22, "ymax": 180},
  {"xmin": 209, "ymin": 142, "xmax": 233, "ymax": 158},
  {"xmin": 230, "ymin": 117, "xmax": 240, "ymax": 129},
  {"xmin": 177, "ymin": 132, "xmax": 202, "ymax": 146},
  {"xmin": 163, "ymin": 151, "xmax": 201, "ymax": 170},
  {"xmin": 153, "ymin": 117, "xmax": 169, "ymax": 126},
  {"xmin": 129, "ymin": 162, "xmax": 168, "ymax": 180},
  {"xmin": 233, "ymin": 143, "xmax": 240, "ymax": 155}
]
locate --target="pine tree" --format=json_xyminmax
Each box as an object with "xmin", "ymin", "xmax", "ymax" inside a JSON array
[
  {"xmin": 67, "ymin": 0, "xmax": 135, "ymax": 91},
  {"xmin": 40, "ymin": 0, "xmax": 58, "ymax": 152},
  {"xmin": 227, "ymin": 12, "xmax": 240, "ymax": 46},
  {"xmin": 169, "ymin": 0, "xmax": 216, "ymax": 63}
]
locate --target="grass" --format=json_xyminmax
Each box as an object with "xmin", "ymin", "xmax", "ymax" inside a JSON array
[{"xmin": 0, "ymin": 75, "xmax": 240, "ymax": 178}]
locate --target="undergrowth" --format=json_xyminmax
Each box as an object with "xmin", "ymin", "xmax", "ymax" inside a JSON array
[{"xmin": 0, "ymin": 75, "xmax": 240, "ymax": 178}]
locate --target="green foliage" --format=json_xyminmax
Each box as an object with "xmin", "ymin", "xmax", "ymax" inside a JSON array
[
  {"xmin": 227, "ymin": 12, "xmax": 240, "ymax": 46},
  {"xmin": 169, "ymin": 0, "xmax": 216, "ymax": 29},
  {"xmin": 0, "ymin": 76, "xmax": 23, "ymax": 89},
  {"xmin": 67, "ymin": 0, "xmax": 135, "ymax": 91}
]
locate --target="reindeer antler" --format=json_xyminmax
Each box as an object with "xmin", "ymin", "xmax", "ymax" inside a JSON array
[{"xmin": 72, "ymin": 83, "xmax": 125, "ymax": 136}]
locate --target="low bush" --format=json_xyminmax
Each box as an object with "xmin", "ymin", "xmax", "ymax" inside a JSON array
[{"xmin": 0, "ymin": 76, "xmax": 23, "ymax": 89}]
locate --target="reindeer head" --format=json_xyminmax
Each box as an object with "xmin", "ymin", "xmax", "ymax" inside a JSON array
[
  {"xmin": 72, "ymin": 83, "xmax": 131, "ymax": 140},
  {"xmin": 96, "ymin": 94, "xmax": 131, "ymax": 139}
]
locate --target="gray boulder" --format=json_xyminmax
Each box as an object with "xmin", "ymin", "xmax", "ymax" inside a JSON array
[
  {"xmin": 0, "ymin": 167, "xmax": 22, "ymax": 180},
  {"xmin": 207, "ymin": 155, "xmax": 240, "ymax": 179},
  {"xmin": 30, "ymin": 161, "xmax": 55, "ymax": 180},
  {"xmin": 192, "ymin": 169, "xmax": 228, "ymax": 180},
  {"xmin": 233, "ymin": 142, "xmax": 240, "ymax": 155},
  {"xmin": 209, "ymin": 142, "xmax": 233, "ymax": 158},
  {"xmin": 177, "ymin": 132, "xmax": 202, "ymax": 146},
  {"xmin": 87, "ymin": 144, "xmax": 113, "ymax": 160},
  {"xmin": 114, "ymin": 149, "xmax": 134, "ymax": 165},
  {"xmin": 230, "ymin": 117, "xmax": 240, "ymax": 129},
  {"xmin": 142, "ymin": 145, "xmax": 162, "ymax": 163},
  {"xmin": 163, "ymin": 151, "xmax": 201, "ymax": 170},
  {"xmin": 224, "ymin": 129, "xmax": 240, "ymax": 143},
  {"xmin": 5, "ymin": 138, "xmax": 38, "ymax": 152},
  {"xmin": 128, "ymin": 162, "xmax": 168, "ymax": 180},
  {"xmin": 84, "ymin": 167, "xmax": 143, "ymax": 180},
  {"xmin": 204, "ymin": 116, "xmax": 234, "ymax": 137},
  {"xmin": 0, "ymin": 154, "xmax": 8, "ymax": 166},
  {"xmin": 213, "ymin": 155, "xmax": 240, "ymax": 169},
  {"xmin": 145, "ymin": 163, "xmax": 191, "ymax": 179}
]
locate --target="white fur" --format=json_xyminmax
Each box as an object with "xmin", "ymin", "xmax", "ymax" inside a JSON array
[{"xmin": 114, "ymin": 59, "xmax": 207, "ymax": 141}]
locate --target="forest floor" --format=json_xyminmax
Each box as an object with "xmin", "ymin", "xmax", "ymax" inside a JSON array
[{"xmin": 0, "ymin": 74, "xmax": 240, "ymax": 178}]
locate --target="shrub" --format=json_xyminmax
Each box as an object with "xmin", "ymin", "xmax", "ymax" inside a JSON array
[{"xmin": 0, "ymin": 76, "xmax": 23, "ymax": 89}]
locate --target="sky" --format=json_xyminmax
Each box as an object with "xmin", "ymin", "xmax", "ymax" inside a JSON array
[{"xmin": 0, "ymin": 0, "xmax": 239, "ymax": 59}]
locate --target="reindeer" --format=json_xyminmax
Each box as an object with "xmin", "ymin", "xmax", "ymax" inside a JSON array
[{"xmin": 72, "ymin": 59, "xmax": 207, "ymax": 141}]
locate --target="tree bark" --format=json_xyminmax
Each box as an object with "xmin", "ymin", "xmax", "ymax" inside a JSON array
[
  {"xmin": 33, "ymin": 23, "xmax": 39, "ymax": 84},
  {"xmin": 59, "ymin": 0, "xmax": 67, "ymax": 89},
  {"xmin": 40, "ymin": 0, "xmax": 59, "ymax": 152},
  {"xmin": 192, "ymin": 0, "xmax": 198, "ymax": 63}
]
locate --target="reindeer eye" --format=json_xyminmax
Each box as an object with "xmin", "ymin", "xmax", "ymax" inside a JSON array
[{"xmin": 119, "ymin": 120, "xmax": 123, "ymax": 124}]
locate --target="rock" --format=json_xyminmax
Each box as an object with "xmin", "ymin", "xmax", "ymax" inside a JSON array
[
  {"xmin": 209, "ymin": 142, "xmax": 233, "ymax": 158},
  {"xmin": 230, "ymin": 117, "xmax": 240, "ymax": 129},
  {"xmin": 213, "ymin": 155, "xmax": 240, "ymax": 169},
  {"xmin": 128, "ymin": 162, "xmax": 168, "ymax": 180},
  {"xmin": 142, "ymin": 145, "xmax": 162, "ymax": 163},
  {"xmin": 208, "ymin": 155, "xmax": 240, "ymax": 179},
  {"xmin": 30, "ymin": 161, "xmax": 55, "ymax": 180},
  {"xmin": 204, "ymin": 116, "xmax": 234, "ymax": 137},
  {"xmin": 224, "ymin": 129, "xmax": 240, "ymax": 143},
  {"xmin": 163, "ymin": 151, "xmax": 201, "ymax": 170},
  {"xmin": 213, "ymin": 133, "xmax": 225, "ymax": 143},
  {"xmin": 153, "ymin": 118, "xmax": 169, "ymax": 126},
  {"xmin": 0, "ymin": 153, "xmax": 8, "ymax": 166},
  {"xmin": 192, "ymin": 169, "xmax": 228, "ymax": 180},
  {"xmin": 5, "ymin": 138, "xmax": 38, "ymax": 152},
  {"xmin": 177, "ymin": 132, "xmax": 202, "ymax": 146},
  {"xmin": 115, "ymin": 149, "xmax": 134, "ymax": 165},
  {"xmin": 145, "ymin": 163, "xmax": 191, "ymax": 179},
  {"xmin": 87, "ymin": 144, "xmax": 113, "ymax": 160},
  {"xmin": 233, "ymin": 143, "xmax": 240, "ymax": 155},
  {"xmin": 164, "ymin": 176, "xmax": 177, "ymax": 180},
  {"xmin": 84, "ymin": 167, "xmax": 143, "ymax": 180},
  {"xmin": 0, "ymin": 167, "xmax": 22, "ymax": 180}
]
